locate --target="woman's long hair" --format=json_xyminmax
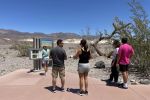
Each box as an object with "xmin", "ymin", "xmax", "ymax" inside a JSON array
[{"xmin": 80, "ymin": 39, "xmax": 88, "ymax": 51}]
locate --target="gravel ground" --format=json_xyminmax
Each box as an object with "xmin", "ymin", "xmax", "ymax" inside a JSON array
[{"xmin": 0, "ymin": 45, "xmax": 33, "ymax": 76}]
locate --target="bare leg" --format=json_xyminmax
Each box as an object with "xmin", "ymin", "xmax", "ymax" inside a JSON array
[
  {"xmin": 79, "ymin": 73, "xmax": 84, "ymax": 91},
  {"xmin": 44, "ymin": 66, "xmax": 46, "ymax": 72},
  {"xmin": 45, "ymin": 64, "xmax": 48, "ymax": 73},
  {"xmin": 42, "ymin": 63, "xmax": 46, "ymax": 73},
  {"xmin": 60, "ymin": 77, "xmax": 65, "ymax": 88},
  {"xmin": 84, "ymin": 72, "xmax": 88, "ymax": 91},
  {"xmin": 122, "ymin": 71, "xmax": 128, "ymax": 83},
  {"xmin": 52, "ymin": 77, "xmax": 56, "ymax": 90}
]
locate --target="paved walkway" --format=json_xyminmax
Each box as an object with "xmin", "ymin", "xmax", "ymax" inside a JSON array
[{"xmin": 0, "ymin": 69, "xmax": 149, "ymax": 100}]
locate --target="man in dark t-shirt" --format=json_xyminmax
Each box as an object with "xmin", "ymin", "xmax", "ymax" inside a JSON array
[{"xmin": 50, "ymin": 39, "xmax": 67, "ymax": 92}]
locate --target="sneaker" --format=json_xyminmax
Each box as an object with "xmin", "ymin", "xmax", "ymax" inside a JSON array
[
  {"xmin": 119, "ymin": 83, "xmax": 128, "ymax": 89},
  {"xmin": 66, "ymin": 88, "xmax": 70, "ymax": 92},
  {"xmin": 60, "ymin": 88, "xmax": 65, "ymax": 92},
  {"xmin": 122, "ymin": 83, "xmax": 128, "ymax": 89},
  {"xmin": 106, "ymin": 80, "xmax": 113, "ymax": 86},
  {"xmin": 52, "ymin": 89, "xmax": 56, "ymax": 93},
  {"xmin": 84, "ymin": 91, "xmax": 88, "ymax": 95},
  {"xmin": 106, "ymin": 79, "xmax": 113, "ymax": 83},
  {"xmin": 122, "ymin": 85, "xmax": 128, "ymax": 89},
  {"xmin": 79, "ymin": 91, "xmax": 84, "ymax": 96}
]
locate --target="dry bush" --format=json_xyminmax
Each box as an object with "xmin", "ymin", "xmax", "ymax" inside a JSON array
[
  {"xmin": 10, "ymin": 41, "xmax": 32, "ymax": 57},
  {"xmin": 128, "ymin": 0, "xmax": 150, "ymax": 77},
  {"xmin": 130, "ymin": 40, "xmax": 150, "ymax": 77}
]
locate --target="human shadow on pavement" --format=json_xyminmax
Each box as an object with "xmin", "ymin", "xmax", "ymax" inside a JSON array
[
  {"xmin": 39, "ymin": 73, "xmax": 45, "ymax": 76},
  {"xmin": 27, "ymin": 69, "xmax": 36, "ymax": 73},
  {"xmin": 101, "ymin": 79, "xmax": 128, "ymax": 89},
  {"xmin": 45, "ymin": 86, "xmax": 65, "ymax": 92},
  {"xmin": 101, "ymin": 79, "xmax": 120, "ymax": 87},
  {"xmin": 66, "ymin": 88, "xmax": 80, "ymax": 95}
]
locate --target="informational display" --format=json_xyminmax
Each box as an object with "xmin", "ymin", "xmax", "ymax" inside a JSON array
[
  {"xmin": 29, "ymin": 38, "xmax": 54, "ymax": 70},
  {"xmin": 40, "ymin": 38, "xmax": 53, "ymax": 49},
  {"xmin": 29, "ymin": 48, "xmax": 42, "ymax": 60}
]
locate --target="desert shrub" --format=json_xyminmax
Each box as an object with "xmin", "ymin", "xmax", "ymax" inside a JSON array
[
  {"xmin": 130, "ymin": 39, "xmax": 150, "ymax": 77},
  {"xmin": 10, "ymin": 41, "xmax": 32, "ymax": 57},
  {"xmin": 114, "ymin": 0, "xmax": 150, "ymax": 77},
  {"xmin": 128, "ymin": 0, "xmax": 150, "ymax": 77},
  {"xmin": 106, "ymin": 0, "xmax": 150, "ymax": 77}
]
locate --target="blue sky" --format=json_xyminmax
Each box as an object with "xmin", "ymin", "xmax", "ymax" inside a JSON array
[{"xmin": 0, "ymin": 0, "xmax": 149, "ymax": 35}]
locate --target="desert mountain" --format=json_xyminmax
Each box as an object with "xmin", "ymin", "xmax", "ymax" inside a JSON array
[
  {"xmin": 0, "ymin": 29, "xmax": 100, "ymax": 45},
  {"xmin": 0, "ymin": 29, "xmax": 82, "ymax": 39}
]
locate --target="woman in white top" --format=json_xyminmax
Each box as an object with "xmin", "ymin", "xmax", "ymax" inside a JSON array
[{"xmin": 42, "ymin": 46, "xmax": 50, "ymax": 75}]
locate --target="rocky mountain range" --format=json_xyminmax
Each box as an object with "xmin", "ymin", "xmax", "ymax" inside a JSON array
[
  {"xmin": 0, "ymin": 29, "xmax": 98, "ymax": 44},
  {"xmin": 0, "ymin": 29, "xmax": 81, "ymax": 39}
]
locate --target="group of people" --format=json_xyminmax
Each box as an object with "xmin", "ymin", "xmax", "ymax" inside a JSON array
[
  {"xmin": 107, "ymin": 38, "xmax": 134, "ymax": 89},
  {"xmin": 41, "ymin": 37, "xmax": 134, "ymax": 96}
]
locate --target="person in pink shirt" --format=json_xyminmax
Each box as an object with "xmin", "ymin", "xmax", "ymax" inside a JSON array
[{"xmin": 117, "ymin": 37, "xmax": 134, "ymax": 89}]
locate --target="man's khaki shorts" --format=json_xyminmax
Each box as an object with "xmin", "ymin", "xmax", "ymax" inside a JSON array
[{"xmin": 52, "ymin": 67, "xmax": 65, "ymax": 78}]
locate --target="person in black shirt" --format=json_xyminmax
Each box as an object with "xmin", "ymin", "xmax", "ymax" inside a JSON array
[
  {"xmin": 107, "ymin": 40, "xmax": 120, "ymax": 84},
  {"xmin": 50, "ymin": 39, "xmax": 67, "ymax": 93},
  {"xmin": 73, "ymin": 39, "xmax": 92, "ymax": 96}
]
